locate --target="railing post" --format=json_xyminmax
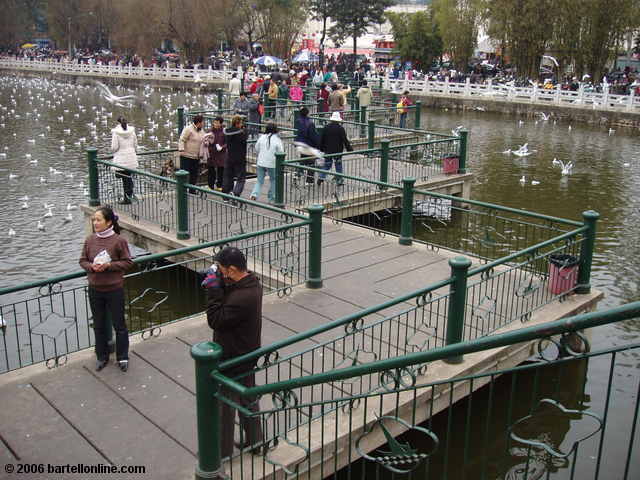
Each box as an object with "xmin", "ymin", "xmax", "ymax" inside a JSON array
[
  {"xmin": 445, "ymin": 256, "xmax": 472, "ymax": 364},
  {"xmin": 274, "ymin": 152, "xmax": 285, "ymax": 208},
  {"xmin": 360, "ymin": 105, "xmax": 367, "ymax": 137},
  {"xmin": 216, "ymin": 88, "xmax": 223, "ymax": 110},
  {"xmin": 576, "ymin": 210, "xmax": 599, "ymax": 294},
  {"xmin": 306, "ymin": 204, "xmax": 324, "ymax": 289},
  {"xmin": 177, "ymin": 106, "xmax": 185, "ymax": 137},
  {"xmin": 175, "ymin": 170, "xmax": 190, "ymax": 240},
  {"xmin": 414, "ymin": 100, "xmax": 421, "ymax": 129},
  {"xmin": 399, "ymin": 177, "xmax": 416, "ymax": 246},
  {"xmin": 380, "ymin": 139, "xmax": 390, "ymax": 185},
  {"xmin": 87, "ymin": 147, "xmax": 100, "ymax": 207},
  {"xmin": 458, "ymin": 129, "xmax": 468, "ymax": 174},
  {"xmin": 368, "ymin": 119, "xmax": 376, "ymax": 149},
  {"xmin": 191, "ymin": 342, "xmax": 225, "ymax": 480}
]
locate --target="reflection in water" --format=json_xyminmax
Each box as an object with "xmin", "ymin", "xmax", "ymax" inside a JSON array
[{"xmin": 340, "ymin": 355, "xmax": 600, "ymax": 480}]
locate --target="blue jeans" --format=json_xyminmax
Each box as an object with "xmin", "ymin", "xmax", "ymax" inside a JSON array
[
  {"xmin": 320, "ymin": 156, "xmax": 343, "ymax": 181},
  {"xmin": 399, "ymin": 113, "xmax": 408, "ymax": 128},
  {"xmin": 251, "ymin": 166, "xmax": 275, "ymax": 202}
]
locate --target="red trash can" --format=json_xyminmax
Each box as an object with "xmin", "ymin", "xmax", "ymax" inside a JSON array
[
  {"xmin": 442, "ymin": 155, "xmax": 459, "ymax": 174},
  {"xmin": 548, "ymin": 254, "xmax": 579, "ymax": 295}
]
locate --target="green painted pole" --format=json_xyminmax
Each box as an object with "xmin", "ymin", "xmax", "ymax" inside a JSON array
[
  {"xmin": 177, "ymin": 106, "xmax": 185, "ymax": 137},
  {"xmin": 368, "ymin": 119, "xmax": 376, "ymax": 149},
  {"xmin": 87, "ymin": 148, "xmax": 100, "ymax": 207},
  {"xmin": 191, "ymin": 342, "xmax": 225, "ymax": 480},
  {"xmin": 306, "ymin": 204, "xmax": 324, "ymax": 289},
  {"xmin": 399, "ymin": 177, "xmax": 416, "ymax": 246},
  {"xmin": 175, "ymin": 169, "xmax": 190, "ymax": 240},
  {"xmin": 274, "ymin": 152, "xmax": 285, "ymax": 208},
  {"xmin": 380, "ymin": 139, "xmax": 390, "ymax": 185},
  {"xmin": 445, "ymin": 256, "xmax": 472, "ymax": 364},
  {"xmin": 458, "ymin": 129, "xmax": 468, "ymax": 174},
  {"xmin": 414, "ymin": 100, "xmax": 421, "ymax": 129},
  {"xmin": 216, "ymin": 88, "xmax": 223, "ymax": 110},
  {"xmin": 576, "ymin": 210, "xmax": 599, "ymax": 294}
]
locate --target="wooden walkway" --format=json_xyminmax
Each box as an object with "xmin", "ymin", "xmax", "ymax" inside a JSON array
[{"xmin": 0, "ymin": 221, "xmax": 601, "ymax": 479}]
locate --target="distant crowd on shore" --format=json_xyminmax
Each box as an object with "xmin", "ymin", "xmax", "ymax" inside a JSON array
[{"xmin": 3, "ymin": 45, "xmax": 640, "ymax": 96}]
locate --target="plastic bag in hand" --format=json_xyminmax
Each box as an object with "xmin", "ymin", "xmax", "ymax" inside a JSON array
[{"xmin": 93, "ymin": 249, "xmax": 112, "ymax": 265}]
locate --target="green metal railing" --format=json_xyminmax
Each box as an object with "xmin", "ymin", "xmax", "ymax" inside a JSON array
[
  {"xmin": 0, "ymin": 217, "xmax": 314, "ymax": 373},
  {"xmin": 193, "ymin": 296, "xmax": 639, "ymax": 479}
]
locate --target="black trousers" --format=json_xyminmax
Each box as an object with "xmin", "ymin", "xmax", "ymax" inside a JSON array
[
  {"xmin": 180, "ymin": 156, "xmax": 199, "ymax": 193},
  {"xmin": 207, "ymin": 166, "xmax": 224, "ymax": 189},
  {"xmin": 300, "ymin": 155, "xmax": 315, "ymax": 183},
  {"xmin": 115, "ymin": 170, "xmax": 134, "ymax": 200},
  {"xmin": 220, "ymin": 372, "xmax": 263, "ymax": 458},
  {"xmin": 88, "ymin": 288, "xmax": 129, "ymax": 362},
  {"xmin": 222, "ymin": 160, "xmax": 246, "ymax": 197}
]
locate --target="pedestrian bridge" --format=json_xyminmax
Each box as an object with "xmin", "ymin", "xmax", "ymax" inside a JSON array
[{"xmin": 1, "ymin": 109, "xmax": 627, "ymax": 480}]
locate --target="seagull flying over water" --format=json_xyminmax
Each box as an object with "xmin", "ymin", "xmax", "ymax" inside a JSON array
[{"xmin": 93, "ymin": 81, "xmax": 153, "ymax": 116}]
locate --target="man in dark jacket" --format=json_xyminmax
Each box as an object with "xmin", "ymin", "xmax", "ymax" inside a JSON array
[
  {"xmin": 319, "ymin": 111, "xmax": 352, "ymax": 185},
  {"xmin": 293, "ymin": 107, "xmax": 321, "ymax": 184},
  {"xmin": 205, "ymin": 247, "xmax": 264, "ymax": 458},
  {"xmin": 222, "ymin": 115, "xmax": 248, "ymax": 198}
]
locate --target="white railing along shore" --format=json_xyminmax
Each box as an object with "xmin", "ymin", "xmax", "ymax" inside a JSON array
[
  {"xmin": 2, "ymin": 58, "xmax": 639, "ymax": 114},
  {"xmin": 380, "ymin": 76, "xmax": 640, "ymax": 113},
  {"xmin": 0, "ymin": 57, "xmax": 235, "ymax": 83}
]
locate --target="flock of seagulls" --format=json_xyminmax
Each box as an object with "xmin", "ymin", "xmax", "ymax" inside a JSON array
[
  {"xmin": 1, "ymin": 75, "xmax": 217, "ymax": 241},
  {"xmin": 497, "ymin": 106, "xmax": 633, "ymax": 188}
]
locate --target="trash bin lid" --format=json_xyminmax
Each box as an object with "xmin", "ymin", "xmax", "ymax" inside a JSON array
[{"xmin": 549, "ymin": 254, "xmax": 579, "ymax": 267}]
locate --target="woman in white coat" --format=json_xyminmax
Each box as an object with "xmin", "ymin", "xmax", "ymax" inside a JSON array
[
  {"xmin": 111, "ymin": 116, "xmax": 139, "ymax": 204},
  {"xmin": 250, "ymin": 123, "xmax": 283, "ymax": 203}
]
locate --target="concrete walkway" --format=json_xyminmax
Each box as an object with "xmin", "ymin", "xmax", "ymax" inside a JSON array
[{"xmin": 0, "ymin": 221, "xmax": 601, "ymax": 479}]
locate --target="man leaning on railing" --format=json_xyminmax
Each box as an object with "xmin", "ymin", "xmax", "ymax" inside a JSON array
[{"xmin": 203, "ymin": 247, "xmax": 265, "ymax": 457}]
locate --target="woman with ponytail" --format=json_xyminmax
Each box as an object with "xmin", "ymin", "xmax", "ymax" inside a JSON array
[
  {"xmin": 111, "ymin": 116, "xmax": 139, "ymax": 204},
  {"xmin": 79, "ymin": 206, "xmax": 134, "ymax": 372}
]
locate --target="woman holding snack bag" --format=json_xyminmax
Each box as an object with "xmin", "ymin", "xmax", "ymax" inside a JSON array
[{"xmin": 79, "ymin": 206, "xmax": 134, "ymax": 372}]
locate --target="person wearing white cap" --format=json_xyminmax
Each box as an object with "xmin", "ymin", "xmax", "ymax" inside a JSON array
[{"xmin": 318, "ymin": 111, "xmax": 352, "ymax": 186}]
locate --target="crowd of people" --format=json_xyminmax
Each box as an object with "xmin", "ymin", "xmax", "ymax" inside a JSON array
[{"xmin": 4, "ymin": 44, "xmax": 640, "ymax": 96}]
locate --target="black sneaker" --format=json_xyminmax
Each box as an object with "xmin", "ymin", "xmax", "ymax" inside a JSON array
[
  {"xmin": 118, "ymin": 360, "xmax": 129, "ymax": 372},
  {"xmin": 317, "ymin": 179, "xmax": 324, "ymax": 186},
  {"xmin": 96, "ymin": 359, "xmax": 108, "ymax": 371},
  {"xmin": 118, "ymin": 198, "xmax": 131, "ymax": 205}
]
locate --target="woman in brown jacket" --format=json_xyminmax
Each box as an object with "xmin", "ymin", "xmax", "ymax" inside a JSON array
[{"xmin": 79, "ymin": 206, "xmax": 134, "ymax": 372}]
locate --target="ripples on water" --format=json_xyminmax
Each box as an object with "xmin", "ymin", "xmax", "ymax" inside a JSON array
[
  {"xmin": 0, "ymin": 74, "xmax": 215, "ymax": 286},
  {"xmin": 0, "ymin": 73, "xmax": 639, "ymax": 327}
]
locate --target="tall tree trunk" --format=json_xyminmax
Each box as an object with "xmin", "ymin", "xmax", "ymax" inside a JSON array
[{"xmin": 319, "ymin": 16, "xmax": 326, "ymax": 70}]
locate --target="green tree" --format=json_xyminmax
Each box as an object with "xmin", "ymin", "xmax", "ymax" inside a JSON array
[
  {"xmin": 482, "ymin": 0, "xmax": 554, "ymax": 79},
  {"xmin": 308, "ymin": 0, "xmax": 341, "ymax": 68},
  {"xmin": 387, "ymin": 10, "xmax": 442, "ymax": 71},
  {"xmin": 432, "ymin": 0, "xmax": 481, "ymax": 72},
  {"xmin": 329, "ymin": 0, "xmax": 394, "ymax": 60}
]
